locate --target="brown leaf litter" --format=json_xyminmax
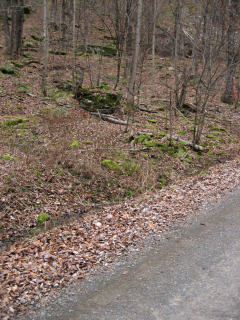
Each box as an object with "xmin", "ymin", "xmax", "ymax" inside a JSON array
[{"xmin": 1, "ymin": 158, "xmax": 240, "ymax": 319}]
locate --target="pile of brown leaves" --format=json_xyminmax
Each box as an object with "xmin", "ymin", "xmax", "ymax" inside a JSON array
[{"xmin": 1, "ymin": 158, "xmax": 240, "ymax": 319}]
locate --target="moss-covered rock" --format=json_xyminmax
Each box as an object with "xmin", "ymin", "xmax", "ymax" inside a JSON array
[
  {"xmin": 77, "ymin": 44, "xmax": 117, "ymax": 57},
  {"xmin": 49, "ymin": 49, "xmax": 66, "ymax": 55},
  {"xmin": 75, "ymin": 88, "xmax": 121, "ymax": 114},
  {"xmin": 0, "ymin": 64, "xmax": 19, "ymax": 76},
  {"xmin": 55, "ymin": 79, "xmax": 72, "ymax": 92}
]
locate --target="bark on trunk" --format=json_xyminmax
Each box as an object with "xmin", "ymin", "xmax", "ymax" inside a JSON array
[
  {"xmin": 0, "ymin": 0, "xmax": 11, "ymax": 54},
  {"xmin": 42, "ymin": 0, "xmax": 48, "ymax": 96},
  {"xmin": 125, "ymin": 0, "xmax": 143, "ymax": 132},
  {"xmin": 10, "ymin": 0, "xmax": 24, "ymax": 58},
  {"xmin": 222, "ymin": 0, "xmax": 239, "ymax": 104}
]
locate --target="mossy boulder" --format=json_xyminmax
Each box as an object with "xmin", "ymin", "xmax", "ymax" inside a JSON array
[
  {"xmin": 0, "ymin": 64, "xmax": 19, "ymax": 76},
  {"xmin": 55, "ymin": 79, "xmax": 72, "ymax": 92},
  {"xmin": 49, "ymin": 49, "xmax": 66, "ymax": 55},
  {"xmin": 75, "ymin": 88, "xmax": 121, "ymax": 114},
  {"xmin": 77, "ymin": 44, "xmax": 117, "ymax": 57}
]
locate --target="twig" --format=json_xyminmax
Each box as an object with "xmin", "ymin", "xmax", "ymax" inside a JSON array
[{"xmin": 91, "ymin": 113, "xmax": 127, "ymax": 125}]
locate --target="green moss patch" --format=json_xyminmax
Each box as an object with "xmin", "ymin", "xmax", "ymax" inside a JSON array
[
  {"xmin": 0, "ymin": 154, "xmax": 18, "ymax": 161},
  {"xmin": 144, "ymin": 140, "xmax": 163, "ymax": 147},
  {"xmin": 121, "ymin": 159, "xmax": 140, "ymax": 176},
  {"xmin": 101, "ymin": 159, "xmax": 122, "ymax": 173},
  {"xmin": 137, "ymin": 133, "xmax": 152, "ymax": 144},
  {"xmin": 1, "ymin": 117, "xmax": 29, "ymax": 129},
  {"xmin": 49, "ymin": 49, "xmax": 66, "ymax": 56},
  {"xmin": 37, "ymin": 213, "xmax": 50, "ymax": 224},
  {"xmin": 147, "ymin": 119, "xmax": 157, "ymax": 124},
  {"xmin": 69, "ymin": 140, "xmax": 80, "ymax": 148},
  {"xmin": 77, "ymin": 44, "xmax": 117, "ymax": 57}
]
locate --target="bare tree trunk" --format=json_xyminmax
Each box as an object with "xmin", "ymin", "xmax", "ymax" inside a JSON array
[
  {"xmin": 125, "ymin": 0, "xmax": 143, "ymax": 132},
  {"xmin": 221, "ymin": 0, "xmax": 239, "ymax": 104},
  {"xmin": 0, "ymin": 0, "xmax": 11, "ymax": 55},
  {"xmin": 72, "ymin": 0, "xmax": 76, "ymax": 88},
  {"xmin": 42, "ymin": 0, "xmax": 48, "ymax": 96},
  {"xmin": 83, "ymin": 0, "xmax": 89, "ymax": 51},
  {"xmin": 114, "ymin": 0, "xmax": 122, "ymax": 89},
  {"xmin": 173, "ymin": 0, "xmax": 186, "ymax": 108},
  {"xmin": 61, "ymin": 0, "xmax": 67, "ymax": 48},
  {"xmin": 50, "ymin": 0, "xmax": 58, "ymax": 29},
  {"xmin": 124, "ymin": 0, "xmax": 134, "ymax": 80},
  {"xmin": 151, "ymin": 0, "xmax": 157, "ymax": 96},
  {"xmin": 10, "ymin": 0, "xmax": 24, "ymax": 59}
]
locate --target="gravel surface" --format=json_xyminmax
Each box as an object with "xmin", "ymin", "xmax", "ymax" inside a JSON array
[{"xmin": 23, "ymin": 187, "xmax": 240, "ymax": 320}]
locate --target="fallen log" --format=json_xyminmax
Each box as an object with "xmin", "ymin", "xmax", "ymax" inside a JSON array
[
  {"xmin": 91, "ymin": 112, "xmax": 128, "ymax": 125},
  {"xmin": 166, "ymin": 134, "xmax": 205, "ymax": 151},
  {"xmin": 137, "ymin": 106, "xmax": 158, "ymax": 113}
]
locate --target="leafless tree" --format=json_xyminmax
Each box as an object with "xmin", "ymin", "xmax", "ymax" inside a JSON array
[
  {"xmin": 41, "ymin": 0, "xmax": 49, "ymax": 96},
  {"xmin": 125, "ymin": 0, "xmax": 143, "ymax": 132}
]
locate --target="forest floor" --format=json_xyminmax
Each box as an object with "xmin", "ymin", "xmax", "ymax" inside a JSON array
[{"xmin": 1, "ymin": 7, "xmax": 240, "ymax": 320}]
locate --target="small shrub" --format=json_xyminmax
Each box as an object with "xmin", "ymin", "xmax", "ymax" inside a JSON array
[{"xmin": 37, "ymin": 213, "xmax": 50, "ymax": 224}]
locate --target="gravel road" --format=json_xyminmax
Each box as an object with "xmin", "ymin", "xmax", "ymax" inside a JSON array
[{"xmin": 23, "ymin": 188, "xmax": 240, "ymax": 320}]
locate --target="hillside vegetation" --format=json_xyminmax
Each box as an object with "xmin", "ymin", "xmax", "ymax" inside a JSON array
[{"xmin": 1, "ymin": 0, "xmax": 240, "ymax": 245}]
